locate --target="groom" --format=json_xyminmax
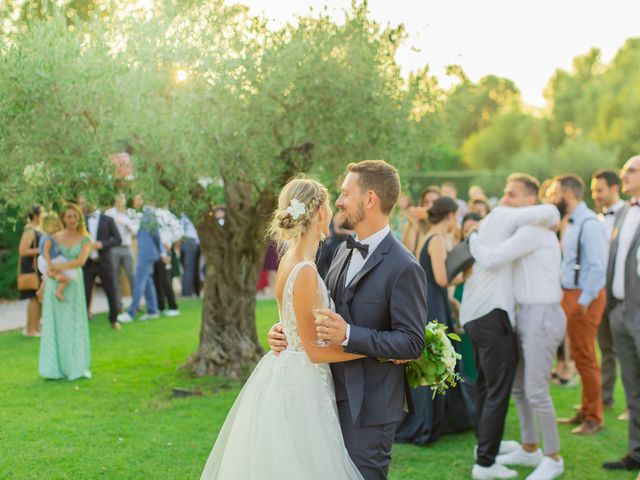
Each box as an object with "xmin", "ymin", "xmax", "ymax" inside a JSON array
[{"xmin": 269, "ymin": 160, "xmax": 428, "ymax": 479}]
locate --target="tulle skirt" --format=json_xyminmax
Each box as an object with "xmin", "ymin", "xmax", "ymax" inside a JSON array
[{"xmin": 201, "ymin": 350, "xmax": 363, "ymax": 479}]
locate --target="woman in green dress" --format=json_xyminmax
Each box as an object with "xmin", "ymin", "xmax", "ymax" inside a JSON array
[{"xmin": 39, "ymin": 203, "xmax": 92, "ymax": 380}]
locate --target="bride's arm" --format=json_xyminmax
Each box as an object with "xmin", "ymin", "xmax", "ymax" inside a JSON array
[{"xmin": 293, "ymin": 266, "xmax": 365, "ymax": 364}]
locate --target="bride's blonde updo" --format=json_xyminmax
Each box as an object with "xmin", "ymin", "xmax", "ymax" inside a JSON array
[{"xmin": 268, "ymin": 177, "xmax": 329, "ymax": 245}]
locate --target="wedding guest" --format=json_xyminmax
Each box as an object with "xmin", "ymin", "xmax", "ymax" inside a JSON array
[
  {"xmin": 591, "ymin": 168, "xmax": 625, "ymax": 411},
  {"xmin": 78, "ymin": 195, "xmax": 122, "ymax": 330},
  {"xmin": 105, "ymin": 193, "xmax": 139, "ymax": 312},
  {"xmin": 18, "ymin": 205, "xmax": 43, "ymax": 337},
  {"xmin": 36, "ymin": 214, "xmax": 73, "ymax": 302},
  {"xmin": 468, "ymin": 185, "xmax": 486, "ymax": 200},
  {"xmin": 180, "ymin": 214, "xmax": 200, "ymax": 297},
  {"xmin": 154, "ymin": 206, "xmax": 183, "ymax": 316},
  {"xmin": 469, "ymin": 196, "xmax": 491, "ymax": 218},
  {"xmin": 549, "ymin": 174, "xmax": 607, "ymax": 435},
  {"xmin": 441, "ymin": 181, "xmax": 468, "ymax": 223},
  {"xmin": 462, "ymin": 213, "xmax": 482, "ymax": 239},
  {"xmin": 602, "ymin": 155, "xmax": 640, "ymax": 472},
  {"xmin": 118, "ymin": 206, "xmax": 162, "ymax": 322},
  {"xmin": 391, "ymin": 193, "xmax": 412, "ymax": 240},
  {"xmin": 460, "ymin": 176, "xmax": 560, "ymax": 480},
  {"xmin": 257, "ymin": 242, "xmax": 279, "ymax": 298},
  {"xmin": 470, "ymin": 174, "xmax": 565, "ymax": 480},
  {"xmin": 453, "ymin": 212, "xmax": 483, "ymax": 384},
  {"xmin": 402, "ymin": 186, "xmax": 440, "ymax": 256},
  {"xmin": 39, "ymin": 203, "xmax": 92, "ymax": 380},
  {"xmin": 396, "ymin": 197, "xmax": 472, "ymax": 446}
]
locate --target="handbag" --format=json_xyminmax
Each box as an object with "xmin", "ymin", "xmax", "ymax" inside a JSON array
[
  {"xmin": 445, "ymin": 238, "xmax": 475, "ymax": 283},
  {"xmin": 17, "ymin": 234, "xmax": 40, "ymax": 291}
]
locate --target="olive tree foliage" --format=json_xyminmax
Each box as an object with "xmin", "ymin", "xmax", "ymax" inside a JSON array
[{"xmin": 1, "ymin": 1, "xmax": 439, "ymax": 377}]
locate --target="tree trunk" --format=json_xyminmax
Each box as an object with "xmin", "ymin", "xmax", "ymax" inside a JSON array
[
  {"xmin": 184, "ymin": 177, "xmax": 275, "ymax": 379},
  {"xmin": 184, "ymin": 144, "xmax": 314, "ymax": 378}
]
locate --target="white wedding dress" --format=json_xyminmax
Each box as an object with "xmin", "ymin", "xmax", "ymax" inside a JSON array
[{"xmin": 200, "ymin": 261, "xmax": 363, "ymax": 480}]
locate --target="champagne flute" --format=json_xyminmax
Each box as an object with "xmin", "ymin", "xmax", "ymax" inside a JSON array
[{"xmin": 312, "ymin": 287, "xmax": 330, "ymax": 347}]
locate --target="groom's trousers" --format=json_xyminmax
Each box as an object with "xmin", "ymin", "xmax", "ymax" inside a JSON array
[
  {"xmin": 337, "ymin": 399, "xmax": 396, "ymax": 480},
  {"xmin": 464, "ymin": 308, "xmax": 519, "ymax": 467}
]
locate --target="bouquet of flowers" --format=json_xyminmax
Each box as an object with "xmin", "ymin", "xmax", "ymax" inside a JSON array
[{"xmin": 404, "ymin": 321, "xmax": 463, "ymax": 397}]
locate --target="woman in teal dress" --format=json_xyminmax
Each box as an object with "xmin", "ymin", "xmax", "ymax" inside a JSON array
[{"xmin": 39, "ymin": 203, "xmax": 93, "ymax": 380}]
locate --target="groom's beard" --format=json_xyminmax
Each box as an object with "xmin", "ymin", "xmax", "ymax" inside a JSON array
[{"xmin": 339, "ymin": 202, "xmax": 366, "ymax": 230}]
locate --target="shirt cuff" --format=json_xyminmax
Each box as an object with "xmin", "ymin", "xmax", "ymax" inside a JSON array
[
  {"xmin": 341, "ymin": 324, "xmax": 351, "ymax": 347},
  {"xmin": 578, "ymin": 290, "xmax": 594, "ymax": 307}
]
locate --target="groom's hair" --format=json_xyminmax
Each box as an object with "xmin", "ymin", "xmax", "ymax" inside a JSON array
[{"xmin": 347, "ymin": 160, "xmax": 400, "ymax": 215}]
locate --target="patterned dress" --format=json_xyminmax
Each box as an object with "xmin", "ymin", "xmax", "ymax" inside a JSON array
[{"xmin": 38, "ymin": 237, "xmax": 91, "ymax": 380}]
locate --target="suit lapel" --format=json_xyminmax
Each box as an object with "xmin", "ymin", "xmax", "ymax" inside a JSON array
[
  {"xmin": 608, "ymin": 204, "xmax": 629, "ymax": 284},
  {"xmin": 347, "ymin": 232, "xmax": 395, "ymax": 292}
]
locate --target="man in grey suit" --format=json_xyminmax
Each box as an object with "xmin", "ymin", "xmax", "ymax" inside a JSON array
[
  {"xmin": 269, "ymin": 160, "xmax": 428, "ymax": 480},
  {"xmin": 602, "ymin": 155, "xmax": 640, "ymax": 472}
]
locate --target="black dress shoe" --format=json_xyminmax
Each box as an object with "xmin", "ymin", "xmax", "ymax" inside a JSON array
[{"xmin": 602, "ymin": 454, "xmax": 640, "ymax": 470}]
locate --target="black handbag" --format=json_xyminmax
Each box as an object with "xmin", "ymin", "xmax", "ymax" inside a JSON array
[{"xmin": 445, "ymin": 239, "xmax": 475, "ymax": 283}]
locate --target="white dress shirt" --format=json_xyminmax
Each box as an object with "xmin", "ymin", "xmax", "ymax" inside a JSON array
[
  {"xmin": 345, "ymin": 225, "xmax": 391, "ymax": 286},
  {"xmin": 470, "ymin": 225, "xmax": 562, "ymax": 305},
  {"xmin": 342, "ymin": 225, "xmax": 391, "ymax": 345},
  {"xmin": 460, "ymin": 205, "xmax": 561, "ymax": 326},
  {"xmin": 105, "ymin": 207, "xmax": 138, "ymax": 247},
  {"xmin": 155, "ymin": 208, "xmax": 184, "ymax": 248},
  {"xmin": 87, "ymin": 210, "xmax": 100, "ymax": 260},
  {"xmin": 612, "ymin": 201, "xmax": 640, "ymax": 300}
]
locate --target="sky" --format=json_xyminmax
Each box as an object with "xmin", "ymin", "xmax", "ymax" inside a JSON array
[{"xmin": 238, "ymin": 0, "xmax": 640, "ymax": 107}]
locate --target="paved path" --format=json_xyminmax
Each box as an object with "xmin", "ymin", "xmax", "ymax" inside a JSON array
[{"xmin": 0, "ymin": 289, "xmax": 117, "ymax": 333}]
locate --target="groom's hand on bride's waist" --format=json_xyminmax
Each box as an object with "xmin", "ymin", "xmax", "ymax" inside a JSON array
[
  {"xmin": 315, "ymin": 310, "xmax": 348, "ymax": 345},
  {"xmin": 267, "ymin": 323, "xmax": 287, "ymax": 355}
]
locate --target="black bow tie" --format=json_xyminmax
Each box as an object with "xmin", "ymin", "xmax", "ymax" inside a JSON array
[
  {"xmin": 604, "ymin": 209, "xmax": 616, "ymax": 216},
  {"xmin": 346, "ymin": 236, "xmax": 369, "ymax": 257},
  {"xmin": 631, "ymin": 199, "xmax": 640, "ymax": 207}
]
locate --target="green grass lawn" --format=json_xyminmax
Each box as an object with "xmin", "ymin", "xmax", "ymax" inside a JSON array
[{"xmin": 0, "ymin": 299, "xmax": 634, "ymax": 479}]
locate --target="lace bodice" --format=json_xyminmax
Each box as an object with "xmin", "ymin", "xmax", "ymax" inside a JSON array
[{"xmin": 279, "ymin": 261, "xmax": 328, "ymax": 353}]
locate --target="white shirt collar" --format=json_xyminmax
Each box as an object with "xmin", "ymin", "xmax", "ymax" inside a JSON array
[
  {"xmin": 354, "ymin": 225, "xmax": 391, "ymax": 257},
  {"xmin": 606, "ymin": 200, "xmax": 625, "ymax": 214}
]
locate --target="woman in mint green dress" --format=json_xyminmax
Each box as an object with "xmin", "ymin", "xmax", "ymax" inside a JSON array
[{"xmin": 39, "ymin": 203, "xmax": 93, "ymax": 380}]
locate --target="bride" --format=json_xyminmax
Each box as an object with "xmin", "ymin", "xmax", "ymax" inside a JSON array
[{"xmin": 201, "ymin": 178, "xmax": 364, "ymax": 479}]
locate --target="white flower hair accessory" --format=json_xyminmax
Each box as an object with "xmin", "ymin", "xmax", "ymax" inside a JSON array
[{"xmin": 286, "ymin": 198, "xmax": 307, "ymax": 220}]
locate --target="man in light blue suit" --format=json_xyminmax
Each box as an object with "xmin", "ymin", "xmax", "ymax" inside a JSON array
[{"xmin": 118, "ymin": 206, "xmax": 163, "ymax": 322}]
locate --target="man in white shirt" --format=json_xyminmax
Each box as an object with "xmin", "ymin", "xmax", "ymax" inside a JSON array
[
  {"xmin": 460, "ymin": 175, "xmax": 560, "ymax": 480},
  {"xmin": 470, "ymin": 174, "xmax": 565, "ymax": 480},
  {"xmin": 602, "ymin": 155, "xmax": 640, "ymax": 473},
  {"xmin": 590, "ymin": 169, "xmax": 625, "ymax": 410},
  {"xmin": 105, "ymin": 193, "xmax": 139, "ymax": 312}
]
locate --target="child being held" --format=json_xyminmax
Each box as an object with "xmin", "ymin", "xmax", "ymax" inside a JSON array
[{"xmin": 36, "ymin": 214, "xmax": 76, "ymax": 301}]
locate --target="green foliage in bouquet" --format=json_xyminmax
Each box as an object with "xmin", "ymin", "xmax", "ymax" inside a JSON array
[{"xmin": 405, "ymin": 321, "xmax": 463, "ymax": 397}]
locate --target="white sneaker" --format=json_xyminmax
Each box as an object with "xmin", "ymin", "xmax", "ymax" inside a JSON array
[
  {"xmin": 164, "ymin": 309, "xmax": 180, "ymax": 317},
  {"xmin": 117, "ymin": 312, "xmax": 134, "ymax": 323},
  {"xmin": 499, "ymin": 441, "xmax": 521, "ymax": 455},
  {"xmin": 497, "ymin": 446, "xmax": 543, "ymax": 467},
  {"xmin": 474, "ymin": 440, "xmax": 521, "ymax": 460},
  {"xmin": 526, "ymin": 457, "xmax": 564, "ymax": 480},
  {"xmin": 140, "ymin": 313, "xmax": 160, "ymax": 321},
  {"xmin": 472, "ymin": 463, "xmax": 518, "ymax": 480}
]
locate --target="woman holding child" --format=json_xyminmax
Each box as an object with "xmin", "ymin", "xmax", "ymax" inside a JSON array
[{"xmin": 39, "ymin": 203, "xmax": 93, "ymax": 380}]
